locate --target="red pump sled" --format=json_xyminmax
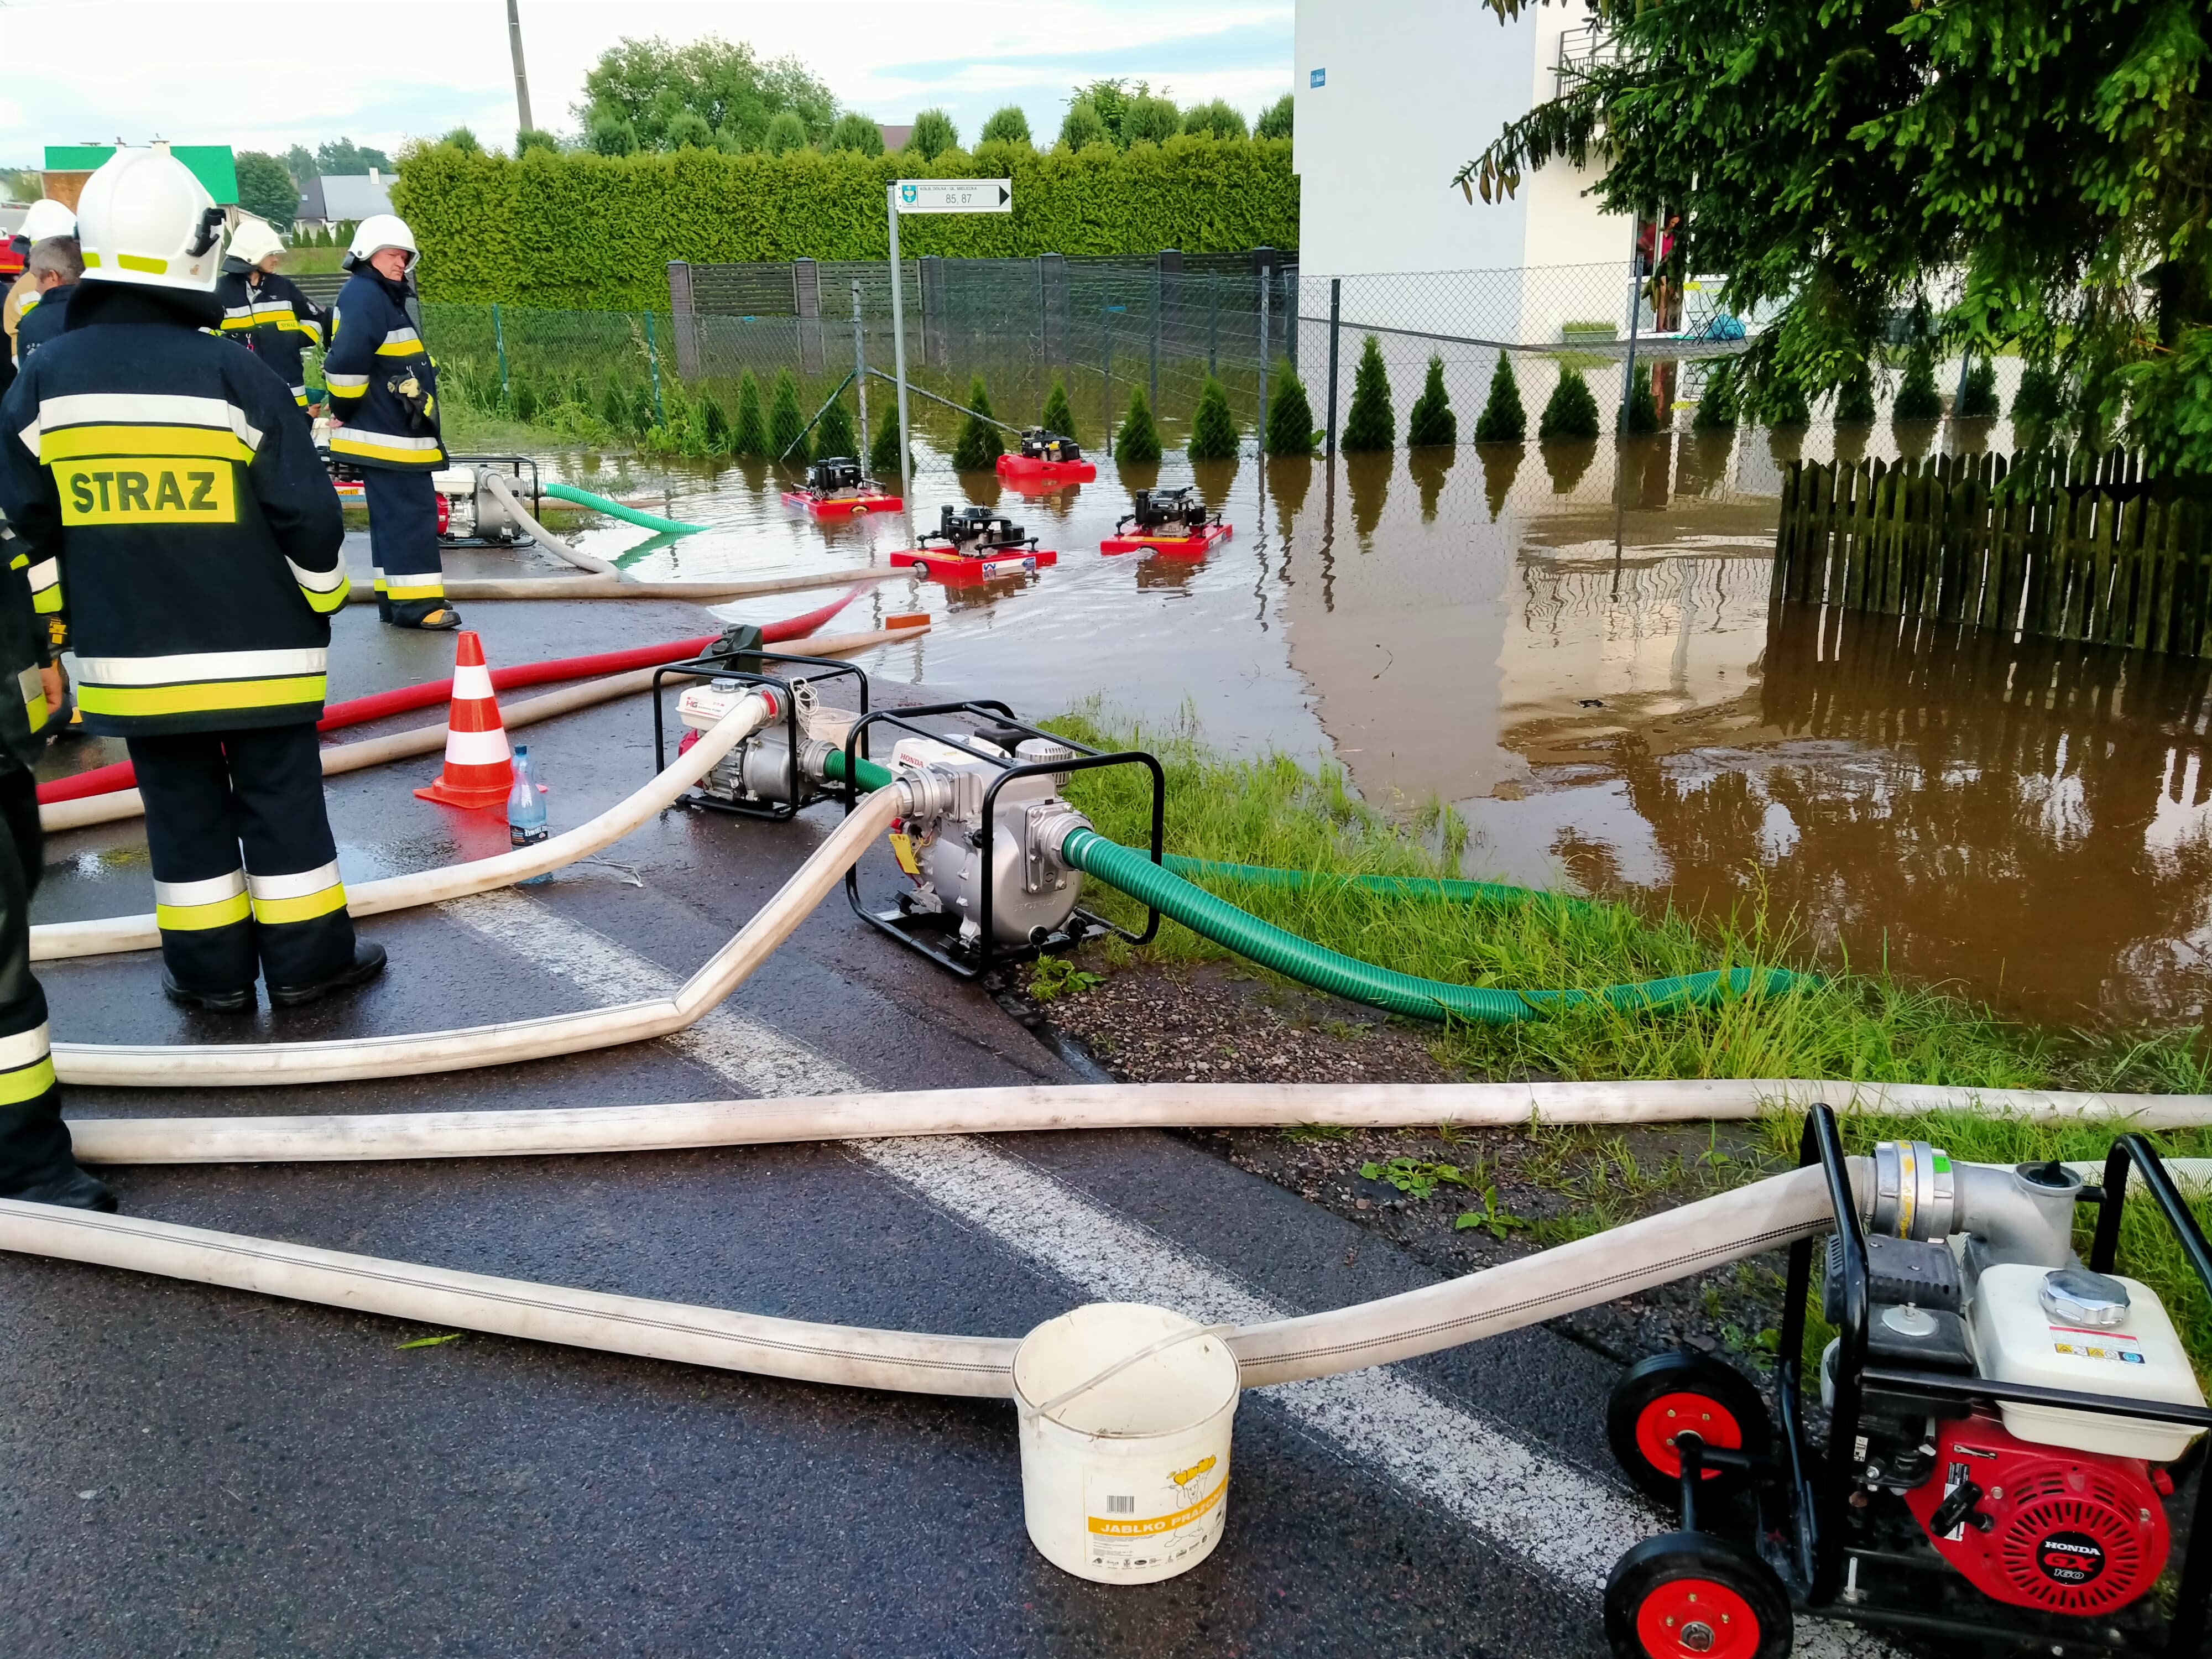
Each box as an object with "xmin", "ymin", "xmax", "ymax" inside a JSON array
[
  {"xmin": 890, "ymin": 505, "xmax": 1057, "ymax": 585},
  {"xmin": 1100, "ymin": 487, "xmax": 1232, "ymax": 557},
  {"xmin": 996, "ymin": 428, "xmax": 1096, "ymax": 486},
  {"xmin": 782, "ymin": 456, "xmax": 902, "ymax": 519}
]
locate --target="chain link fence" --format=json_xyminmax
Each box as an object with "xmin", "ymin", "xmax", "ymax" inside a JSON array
[{"xmin": 416, "ymin": 255, "xmax": 1757, "ymax": 471}]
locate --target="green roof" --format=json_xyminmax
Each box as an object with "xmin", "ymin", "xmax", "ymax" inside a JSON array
[{"xmin": 43, "ymin": 145, "xmax": 239, "ymax": 205}]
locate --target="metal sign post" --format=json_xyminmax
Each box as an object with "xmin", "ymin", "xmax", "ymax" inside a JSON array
[{"xmin": 886, "ymin": 179, "xmax": 1013, "ymax": 527}]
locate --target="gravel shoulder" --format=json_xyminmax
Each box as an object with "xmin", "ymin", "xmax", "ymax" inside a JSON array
[{"xmin": 1031, "ymin": 955, "xmax": 1804, "ymax": 1370}]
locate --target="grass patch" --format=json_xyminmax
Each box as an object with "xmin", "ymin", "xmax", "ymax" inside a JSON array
[{"xmin": 1049, "ymin": 709, "xmax": 2212, "ymax": 1093}]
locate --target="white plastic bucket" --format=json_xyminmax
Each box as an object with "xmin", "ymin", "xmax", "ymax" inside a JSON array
[{"xmin": 1011, "ymin": 1302, "xmax": 1241, "ymax": 1584}]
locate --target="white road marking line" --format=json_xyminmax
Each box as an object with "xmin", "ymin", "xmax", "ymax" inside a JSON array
[{"xmin": 439, "ymin": 892, "xmax": 1902, "ymax": 1651}]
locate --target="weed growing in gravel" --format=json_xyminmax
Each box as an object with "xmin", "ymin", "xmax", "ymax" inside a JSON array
[
  {"xmin": 1360, "ymin": 1156, "xmax": 1473, "ymax": 1199},
  {"xmin": 1282, "ymin": 1122, "xmax": 1357, "ymax": 1144},
  {"xmin": 1027, "ymin": 954, "xmax": 1103, "ymax": 1003},
  {"xmin": 1048, "ymin": 709, "xmax": 2210, "ymax": 1097}
]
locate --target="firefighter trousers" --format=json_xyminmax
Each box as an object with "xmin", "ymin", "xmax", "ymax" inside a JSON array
[
  {"xmin": 128, "ymin": 723, "xmax": 357, "ymax": 994},
  {"xmin": 361, "ymin": 466, "xmax": 445, "ymax": 625},
  {"xmin": 0, "ymin": 760, "xmax": 79, "ymax": 1191}
]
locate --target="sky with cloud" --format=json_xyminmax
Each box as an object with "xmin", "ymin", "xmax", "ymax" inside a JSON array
[{"xmin": 0, "ymin": 0, "xmax": 1295, "ymax": 169}]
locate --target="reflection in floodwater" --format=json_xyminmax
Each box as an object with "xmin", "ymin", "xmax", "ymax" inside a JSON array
[{"xmin": 533, "ymin": 398, "xmax": 2189, "ymax": 1025}]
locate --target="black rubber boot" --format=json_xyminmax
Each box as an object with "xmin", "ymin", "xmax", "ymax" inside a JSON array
[
  {"xmin": 162, "ymin": 972, "xmax": 255, "ymax": 1014},
  {"xmin": 268, "ymin": 940, "xmax": 387, "ymax": 1009},
  {"xmin": 7, "ymin": 1165, "xmax": 117, "ymax": 1212},
  {"xmin": 387, "ymin": 601, "xmax": 462, "ymax": 631}
]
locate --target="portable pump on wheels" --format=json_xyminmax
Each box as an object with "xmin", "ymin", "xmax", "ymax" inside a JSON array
[{"xmin": 1601, "ymin": 1102, "xmax": 2212, "ymax": 1659}]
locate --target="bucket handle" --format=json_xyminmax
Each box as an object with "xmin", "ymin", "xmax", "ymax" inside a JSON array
[{"xmin": 1031, "ymin": 1322, "xmax": 1238, "ymax": 1427}]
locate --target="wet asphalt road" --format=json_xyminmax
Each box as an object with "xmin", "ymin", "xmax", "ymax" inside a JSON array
[{"xmin": 3, "ymin": 537, "xmax": 1661, "ymax": 1658}]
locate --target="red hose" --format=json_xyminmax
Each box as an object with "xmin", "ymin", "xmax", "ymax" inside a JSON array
[{"xmin": 37, "ymin": 585, "xmax": 867, "ymax": 805}]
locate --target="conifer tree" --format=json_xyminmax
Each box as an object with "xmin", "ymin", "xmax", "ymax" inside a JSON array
[
  {"xmin": 869, "ymin": 400, "xmax": 906, "ymax": 476},
  {"xmin": 731, "ymin": 370, "xmax": 768, "ymax": 457},
  {"xmin": 1040, "ymin": 378, "xmax": 1078, "ymax": 444},
  {"xmin": 1186, "ymin": 377, "xmax": 1239, "ymax": 461},
  {"xmin": 698, "ymin": 392, "xmax": 731, "ymax": 451},
  {"xmin": 1406, "ymin": 354, "xmax": 1457, "ymax": 446},
  {"xmin": 951, "ymin": 377, "xmax": 1005, "ymax": 471},
  {"xmin": 1264, "ymin": 359, "xmax": 1315, "ymax": 456},
  {"xmin": 812, "ymin": 394, "xmax": 858, "ymax": 460},
  {"xmin": 1959, "ymin": 356, "xmax": 2000, "ymax": 419},
  {"xmin": 767, "ymin": 369, "xmax": 808, "ymax": 460},
  {"xmin": 1833, "ymin": 366, "xmax": 1876, "ymax": 424},
  {"xmin": 1115, "ymin": 386, "xmax": 1163, "ymax": 463},
  {"xmin": 1891, "ymin": 343, "xmax": 1944, "ymax": 421},
  {"xmin": 1339, "ymin": 335, "xmax": 1394, "ymax": 451},
  {"xmin": 1615, "ymin": 362, "xmax": 1661, "ymax": 434},
  {"xmin": 1537, "ymin": 367, "xmax": 1600, "ymax": 441},
  {"xmin": 1473, "ymin": 353, "xmax": 1526, "ymax": 444},
  {"xmin": 1692, "ymin": 363, "xmax": 1738, "ymax": 431}
]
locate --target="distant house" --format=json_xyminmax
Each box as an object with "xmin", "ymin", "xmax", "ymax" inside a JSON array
[
  {"xmin": 40, "ymin": 143, "xmax": 240, "ymax": 217},
  {"xmin": 294, "ymin": 169, "xmax": 394, "ymax": 235}
]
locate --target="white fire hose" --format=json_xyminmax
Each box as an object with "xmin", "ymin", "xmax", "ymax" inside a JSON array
[
  {"xmin": 61, "ymin": 1081, "xmax": 2212, "ymax": 1166},
  {"xmin": 0, "ymin": 1160, "xmax": 1858, "ymax": 1396}
]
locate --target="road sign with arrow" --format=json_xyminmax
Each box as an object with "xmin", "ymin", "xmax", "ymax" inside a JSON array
[{"xmin": 894, "ymin": 179, "xmax": 1013, "ymax": 214}]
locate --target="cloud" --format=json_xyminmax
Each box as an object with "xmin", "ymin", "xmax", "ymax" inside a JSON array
[{"xmin": 0, "ymin": 0, "xmax": 1290, "ymax": 164}]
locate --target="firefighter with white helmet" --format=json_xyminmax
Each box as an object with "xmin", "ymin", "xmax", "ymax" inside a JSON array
[
  {"xmin": 2, "ymin": 198, "xmax": 79, "ymax": 392},
  {"xmin": 323, "ymin": 213, "xmax": 458, "ymax": 629},
  {"xmin": 215, "ymin": 217, "xmax": 325, "ymax": 419},
  {"xmin": 0, "ymin": 147, "xmax": 384, "ymax": 1054}
]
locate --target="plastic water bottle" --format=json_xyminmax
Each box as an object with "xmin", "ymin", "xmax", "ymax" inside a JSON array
[{"xmin": 508, "ymin": 746, "xmax": 551, "ymax": 884}]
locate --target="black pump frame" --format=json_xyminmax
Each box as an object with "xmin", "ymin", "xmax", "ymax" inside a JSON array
[
  {"xmin": 1644, "ymin": 1103, "xmax": 2212, "ymax": 1654},
  {"xmin": 835, "ymin": 701, "xmax": 1164, "ymax": 979},
  {"xmin": 648, "ymin": 647, "xmax": 869, "ymax": 822}
]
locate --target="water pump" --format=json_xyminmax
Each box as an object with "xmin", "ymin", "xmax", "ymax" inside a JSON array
[
  {"xmin": 1118, "ymin": 487, "xmax": 1211, "ymax": 538},
  {"xmin": 920, "ymin": 505, "xmax": 1035, "ymax": 558},
  {"xmin": 806, "ymin": 456, "xmax": 866, "ymax": 495},
  {"xmin": 1017, "ymin": 427, "xmax": 1083, "ymax": 463}
]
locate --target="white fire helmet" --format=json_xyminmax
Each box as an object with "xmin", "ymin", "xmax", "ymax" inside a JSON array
[
  {"xmin": 226, "ymin": 217, "xmax": 285, "ymax": 269},
  {"xmin": 75, "ymin": 147, "xmax": 226, "ymax": 295},
  {"xmin": 18, "ymin": 198, "xmax": 77, "ymax": 245},
  {"xmin": 343, "ymin": 214, "xmax": 419, "ymax": 274}
]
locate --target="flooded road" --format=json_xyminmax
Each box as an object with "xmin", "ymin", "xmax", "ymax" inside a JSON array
[{"xmin": 525, "ymin": 399, "xmax": 2206, "ymax": 1031}]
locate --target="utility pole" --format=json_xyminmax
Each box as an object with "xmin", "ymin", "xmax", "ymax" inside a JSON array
[{"xmin": 507, "ymin": 0, "xmax": 534, "ymax": 135}]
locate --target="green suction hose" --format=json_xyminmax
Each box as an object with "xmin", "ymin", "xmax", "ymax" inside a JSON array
[
  {"xmin": 1061, "ymin": 829, "xmax": 1804, "ymax": 1025},
  {"xmin": 824, "ymin": 751, "xmax": 1806, "ymax": 1026},
  {"xmin": 1158, "ymin": 855, "xmax": 1588, "ymax": 910},
  {"xmin": 542, "ymin": 482, "xmax": 707, "ymax": 536}
]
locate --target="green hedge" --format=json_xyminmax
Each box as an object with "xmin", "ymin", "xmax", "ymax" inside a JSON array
[{"xmin": 393, "ymin": 136, "xmax": 1299, "ymax": 309}]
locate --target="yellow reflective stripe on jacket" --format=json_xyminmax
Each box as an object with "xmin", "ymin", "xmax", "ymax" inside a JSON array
[
  {"xmin": 287, "ymin": 557, "xmax": 349, "ymax": 614},
  {"xmin": 247, "ymin": 861, "xmax": 347, "ymax": 925},
  {"xmin": 33, "ymin": 393, "xmax": 263, "ymax": 451},
  {"xmin": 38, "ymin": 424, "xmax": 257, "ymax": 465},
  {"xmin": 77, "ymin": 675, "xmax": 327, "ymax": 719},
  {"xmin": 329, "ymin": 429, "xmax": 444, "ymax": 465},
  {"xmin": 17, "ymin": 665, "xmax": 44, "ymax": 734},
  {"xmin": 154, "ymin": 870, "xmax": 251, "ymax": 932}
]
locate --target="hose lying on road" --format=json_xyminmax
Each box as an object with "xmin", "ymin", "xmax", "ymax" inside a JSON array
[
  {"xmin": 36, "ymin": 620, "xmax": 924, "ymax": 838},
  {"xmin": 39, "ymin": 585, "xmax": 868, "ymax": 807},
  {"xmin": 45, "ymin": 784, "xmax": 905, "ymax": 1087},
  {"xmin": 0, "ymin": 1160, "xmax": 1865, "ymax": 1396},
  {"xmin": 63, "ymin": 1079, "xmax": 2212, "ymax": 1167},
  {"xmin": 541, "ymin": 481, "xmax": 706, "ymax": 536}
]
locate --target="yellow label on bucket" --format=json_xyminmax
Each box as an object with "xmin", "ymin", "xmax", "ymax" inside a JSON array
[
  {"xmin": 1088, "ymin": 1479, "xmax": 1224, "ymax": 1538},
  {"xmin": 889, "ymin": 831, "xmax": 921, "ymax": 876}
]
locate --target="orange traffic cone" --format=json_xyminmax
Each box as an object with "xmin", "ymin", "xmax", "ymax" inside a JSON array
[{"xmin": 414, "ymin": 630, "xmax": 515, "ymax": 810}]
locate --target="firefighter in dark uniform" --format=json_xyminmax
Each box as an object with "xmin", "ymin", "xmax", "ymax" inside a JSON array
[
  {"xmin": 0, "ymin": 519, "xmax": 105, "ymax": 1209},
  {"xmin": 0, "ymin": 146, "xmax": 387, "ymax": 1016},
  {"xmin": 322, "ymin": 214, "xmax": 460, "ymax": 631},
  {"xmin": 10, "ymin": 236, "xmax": 81, "ymax": 632},
  {"xmin": 215, "ymin": 217, "xmax": 324, "ymax": 421}
]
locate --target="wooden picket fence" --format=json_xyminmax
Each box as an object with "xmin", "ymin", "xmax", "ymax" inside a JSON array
[{"xmin": 1772, "ymin": 448, "xmax": 2212, "ymax": 658}]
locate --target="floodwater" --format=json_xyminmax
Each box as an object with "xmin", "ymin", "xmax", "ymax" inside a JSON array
[{"xmin": 531, "ymin": 404, "xmax": 2209, "ymax": 1032}]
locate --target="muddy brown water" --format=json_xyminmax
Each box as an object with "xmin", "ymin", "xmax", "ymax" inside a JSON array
[{"xmin": 536, "ymin": 411, "xmax": 2201, "ymax": 1031}]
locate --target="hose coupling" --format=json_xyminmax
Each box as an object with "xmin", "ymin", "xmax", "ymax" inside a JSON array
[{"xmin": 1031, "ymin": 810, "xmax": 1093, "ymax": 863}]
